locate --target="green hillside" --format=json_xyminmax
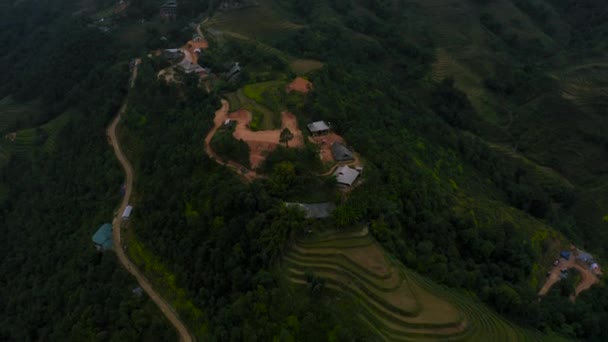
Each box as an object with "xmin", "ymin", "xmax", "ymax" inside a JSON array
[
  {"xmin": 285, "ymin": 227, "xmax": 561, "ymax": 341},
  {"xmin": 2, "ymin": 0, "xmax": 608, "ymax": 341}
]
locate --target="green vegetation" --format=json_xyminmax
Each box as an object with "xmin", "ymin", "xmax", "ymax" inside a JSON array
[
  {"xmin": 4, "ymin": 0, "xmax": 608, "ymax": 340},
  {"xmin": 286, "ymin": 228, "xmax": 557, "ymax": 341},
  {"xmin": 210, "ymin": 120, "xmax": 251, "ymax": 167}
]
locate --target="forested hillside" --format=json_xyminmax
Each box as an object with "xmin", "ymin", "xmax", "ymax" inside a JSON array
[{"xmin": 2, "ymin": 0, "xmax": 608, "ymax": 340}]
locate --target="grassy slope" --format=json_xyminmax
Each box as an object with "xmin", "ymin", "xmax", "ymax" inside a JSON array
[
  {"xmin": 285, "ymin": 228, "xmax": 561, "ymax": 341},
  {"xmin": 204, "ymin": 0, "xmax": 589, "ymax": 334}
]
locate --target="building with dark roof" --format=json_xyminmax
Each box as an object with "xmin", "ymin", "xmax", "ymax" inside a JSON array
[
  {"xmin": 92, "ymin": 223, "xmax": 113, "ymax": 251},
  {"xmin": 331, "ymin": 142, "xmax": 354, "ymax": 162},
  {"xmin": 160, "ymin": 0, "xmax": 178, "ymax": 19},
  {"xmin": 307, "ymin": 121, "xmax": 330, "ymax": 135}
]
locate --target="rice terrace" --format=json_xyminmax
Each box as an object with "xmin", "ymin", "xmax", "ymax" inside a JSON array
[{"xmin": 3, "ymin": 0, "xmax": 608, "ymax": 340}]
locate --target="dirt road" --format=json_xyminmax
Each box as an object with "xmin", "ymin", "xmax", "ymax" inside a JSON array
[
  {"xmin": 107, "ymin": 60, "xmax": 194, "ymax": 342},
  {"xmin": 538, "ymin": 254, "xmax": 599, "ymax": 299},
  {"xmin": 204, "ymin": 99, "xmax": 259, "ymax": 181}
]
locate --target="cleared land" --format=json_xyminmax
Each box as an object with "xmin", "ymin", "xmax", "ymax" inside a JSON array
[
  {"xmin": 285, "ymin": 228, "xmax": 548, "ymax": 341},
  {"xmin": 204, "ymin": 99, "xmax": 260, "ymax": 181},
  {"xmin": 538, "ymin": 252, "xmax": 600, "ymax": 299},
  {"xmin": 286, "ymin": 77, "xmax": 313, "ymax": 94},
  {"xmin": 308, "ymin": 133, "xmax": 345, "ymax": 163},
  {"xmin": 290, "ymin": 59, "xmax": 324, "ymax": 74},
  {"xmin": 222, "ymin": 107, "xmax": 303, "ymax": 168}
]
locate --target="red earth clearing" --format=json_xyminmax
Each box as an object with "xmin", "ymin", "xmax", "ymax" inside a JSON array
[
  {"xmin": 229, "ymin": 109, "xmax": 304, "ymax": 168},
  {"xmin": 286, "ymin": 77, "xmax": 313, "ymax": 94},
  {"xmin": 183, "ymin": 38, "xmax": 209, "ymax": 64},
  {"xmin": 206, "ymin": 100, "xmax": 304, "ymax": 171},
  {"xmin": 538, "ymin": 252, "xmax": 600, "ymax": 301},
  {"xmin": 308, "ymin": 133, "xmax": 345, "ymax": 162}
]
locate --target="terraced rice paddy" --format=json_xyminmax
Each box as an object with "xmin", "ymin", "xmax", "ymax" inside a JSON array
[
  {"xmin": 3, "ymin": 110, "xmax": 72, "ymax": 156},
  {"xmin": 285, "ymin": 228, "xmax": 553, "ymax": 341},
  {"xmin": 205, "ymin": 1, "xmax": 302, "ymax": 44},
  {"xmin": 0, "ymin": 96, "xmax": 46, "ymax": 134},
  {"xmin": 560, "ymin": 65, "xmax": 608, "ymax": 115}
]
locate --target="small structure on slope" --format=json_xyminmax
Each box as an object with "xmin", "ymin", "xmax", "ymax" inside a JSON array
[
  {"xmin": 122, "ymin": 205, "xmax": 133, "ymax": 220},
  {"xmin": 160, "ymin": 0, "xmax": 178, "ymax": 19},
  {"xmin": 331, "ymin": 142, "xmax": 354, "ymax": 162},
  {"xmin": 307, "ymin": 121, "xmax": 330, "ymax": 136},
  {"xmin": 92, "ymin": 223, "xmax": 113, "ymax": 251},
  {"xmin": 334, "ymin": 165, "xmax": 361, "ymax": 187}
]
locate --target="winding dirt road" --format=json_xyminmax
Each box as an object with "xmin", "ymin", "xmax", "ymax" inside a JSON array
[{"xmin": 107, "ymin": 60, "xmax": 194, "ymax": 342}]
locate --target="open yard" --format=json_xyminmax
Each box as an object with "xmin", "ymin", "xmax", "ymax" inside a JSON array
[{"xmin": 206, "ymin": 99, "xmax": 304, "ymax": 170}]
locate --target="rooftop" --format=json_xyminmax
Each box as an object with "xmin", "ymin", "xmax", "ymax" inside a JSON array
[
  {"xmin": 331, "ymin": 142, "xmax": 354, "ymax": 162},
  {"xmin": 307, "ymin": 121, "xmax": 330, "ymax": 133},
  {"xmin": 334, "ymin": 165, "xmax": 360, "ymax": 186},
  {"xmin": 92, "ymin": 223, "xmax": 113, "ymax": 250}
]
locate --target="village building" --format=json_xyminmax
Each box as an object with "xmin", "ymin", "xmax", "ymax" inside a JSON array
[
  {"xmin": 331, "ymin": 142, "xmax": 354, "ymax": 162},
  {"xmin": 92, "ymin": 223, "xmax": 113, "ymax": 251},
  {"xmin": 334, "ymin": 165, "xmax": 361, "ymax": 187},
  {"xmin": 122, "ymin": 205, "xmax": 133, "ymax": 220},
  {"xmin": 307, "ymin": 121, "xmax": 330, "ymax": 136},
  {"xmin": 177, "ymin": 59, "xmax": 206, "ymax": 74},
  {"xmin": 160, "ymin": 0, "xmax": 178, "ymax": 19},
  {"xmin": 223, "ymin": 62, "xmax": 241, "ymax": 82}
]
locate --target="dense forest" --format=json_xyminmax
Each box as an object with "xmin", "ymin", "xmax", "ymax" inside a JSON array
[{"xmin": 2, "ymin": 0, "xmax": 608, "ymax": 340}]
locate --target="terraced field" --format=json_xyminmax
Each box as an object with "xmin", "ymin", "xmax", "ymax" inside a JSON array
[
  {"xmin": 0, "ymin": 96, "xmax": 46, "ymax": 134},
  {"xmin": 205, "ymin": 1, "xmax": 302, "ymax": 44},
  {"xmin": 559, "ymin": 65, "xmax": 608, "ymax": 115},
  {"xmin": 285, "ymin": 228, "xmax": 554, "ymax": 341},
  {"xmin": 2, "ymin": 110, "xmax": 73, "ymax": 156}
]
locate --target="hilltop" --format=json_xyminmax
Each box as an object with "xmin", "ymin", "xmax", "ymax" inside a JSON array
[{"xmin": 1, "ymin": 0, "xmax": 608, "ymax": 340}]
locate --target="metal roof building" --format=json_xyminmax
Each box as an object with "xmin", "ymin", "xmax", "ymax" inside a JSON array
[
  {"xmin": 307, "ymin": 121, "xmax": 330, "ymax": 135},
  {"xmin": 334, "ymin": 165, "xmax": 360, "ymax": 186},
  {"xmin": 92, "ymin": 223, "xmax": 113, "ymax": 251},
  {"xmin": 331, "ymin": 142, "xmax": 354, "ymax": 162},
  {"xmin": 122, "ymin": 205, "xmax": 133, "ymax": 219}
]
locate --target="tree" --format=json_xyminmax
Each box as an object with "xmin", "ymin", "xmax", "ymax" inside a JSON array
[{"xmin": 280, "ymin": 128, "xmax": 294, "ymax": 147}]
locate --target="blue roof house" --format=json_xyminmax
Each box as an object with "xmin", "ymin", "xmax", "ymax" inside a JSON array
[{"xmin": 92, "ymin": 223, "xmax": 113, "ymax": 251}]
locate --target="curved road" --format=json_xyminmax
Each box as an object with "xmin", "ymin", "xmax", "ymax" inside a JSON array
[{"xmin": 107, "ymin": 60, "xmax": 194, "ymax": 342}]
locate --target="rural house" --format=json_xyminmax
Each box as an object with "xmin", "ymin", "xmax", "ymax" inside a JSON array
[
  {"xmin": 122, "ymin": 205, "xmax": 133, "ymax": 220},
  {"xmin": 331, "ymin": 142, "xmax": 354, "ymax": 162},
  {"xmin": 160, "ymin": 0, "xmax": 178, "ymax": 19},
  {"xmin": 92, "ymin": 223, "xmax": 113, "ymax": 251},
  {"xmin": 334, "ymin": 165, "xmax": 361, "ymax": 187},
  {"xmin": 307, "ymin": 121, "xmax": 330, "ymax": 135}
]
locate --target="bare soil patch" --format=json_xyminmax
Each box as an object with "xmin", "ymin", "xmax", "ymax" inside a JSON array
[
  {"xmin": 309, "ymin": 133, "xmax": 345, "ymax": 162},
  {"xmin": 183, "ymin": 38, "xmax": 209, "ymax": 64},
  {"xmin": 290, "ymin": 59, "xmax": 324, "ymax": 74},
  {"xmin": 538, "ymin": 253, "xmax": 600, "ymax": 299},
  {"xmin": 230, "ymin": 109, "xmax": 304, "ymax": 168},
  {"xmin": 206, "ymin": 100, "xmax": 304, "ymax": 171},
  {"xmin": 286, "ymin": 77, "xmax": 313, "ymax": 94}
]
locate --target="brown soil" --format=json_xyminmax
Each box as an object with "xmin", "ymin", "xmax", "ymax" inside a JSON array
[
  {"xmin": 204, "ymin": 100, "xmax": 259, "ymax": 182},
  {"xmin": 286, "ymin": 77, "xmax": 313, "ymax": 94},
  {"xmin": 228, "ymin": 109, "xmax": 304, "ymax": 169},
  {"xmin": 107, "ymin": 62, "xmax": 193, "ymax": 342},
  {"xmin": 538, "ymin": 253, "xmax": 600, "ymax": 299},
  {"xmin": 308, "ymin": 133, "xmax": 345, "ymax": 162},
  {"xmin": 183, "ymin": 38, "xmax": 208, "ymax": 64}
]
